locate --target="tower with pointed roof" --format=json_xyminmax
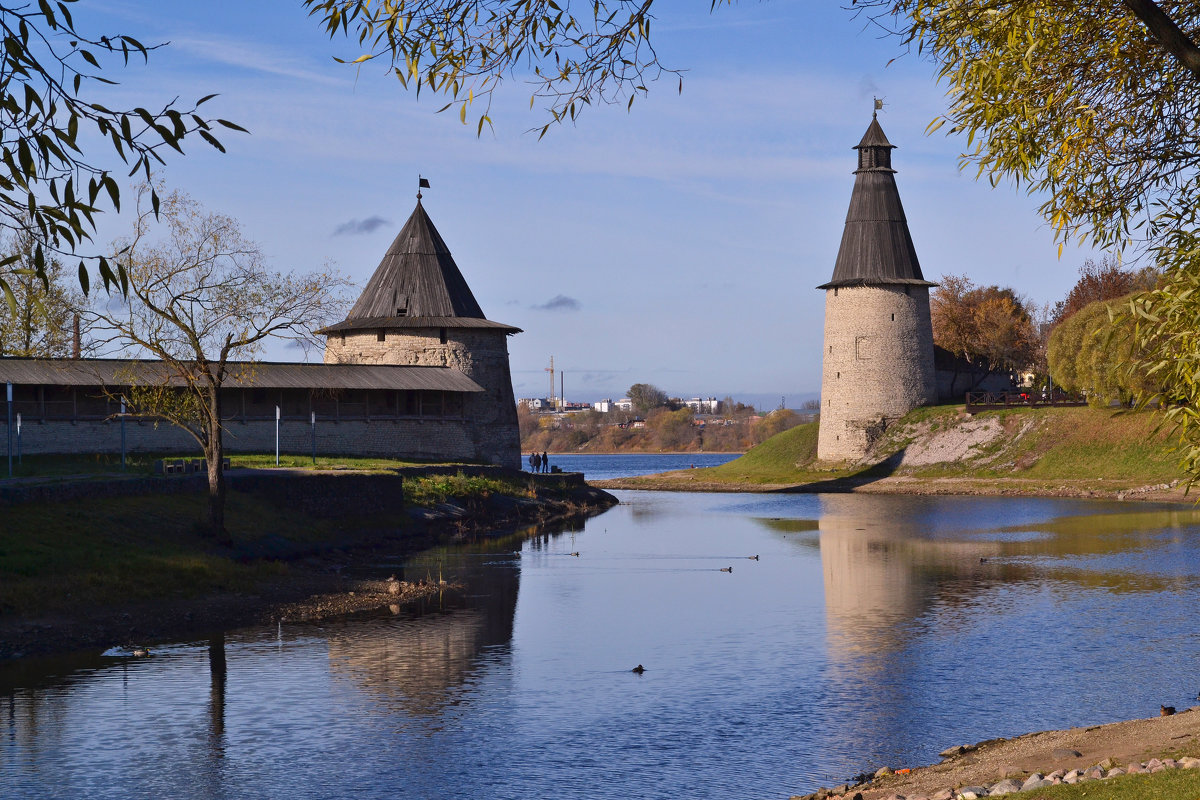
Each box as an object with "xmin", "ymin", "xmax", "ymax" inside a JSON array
[
  {"xmin": 319, "ymin": 197, "xmax": 522, "ymax": 468},
  {"xmin": 817, "ymin": 114, "xmax": 937, "ymax": 462}
]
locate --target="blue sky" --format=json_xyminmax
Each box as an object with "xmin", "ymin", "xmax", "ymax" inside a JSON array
[{"xmin": 74, "ymin": 1, "xmax": 1100, "ymax": 408}]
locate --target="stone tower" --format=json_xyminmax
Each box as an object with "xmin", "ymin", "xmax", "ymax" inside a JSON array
[
  {"xmin": 816, "ymin": 114, "xmax": 937, "ymax": 462},
  {"xmin": 321, "ymin": 197, "xmax": 523, "ymax": 468}
]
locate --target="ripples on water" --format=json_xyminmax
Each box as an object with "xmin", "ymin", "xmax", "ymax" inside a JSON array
[{"xmin": 6, "ymin": 484, "xmax": 1200, "ymax": 799}]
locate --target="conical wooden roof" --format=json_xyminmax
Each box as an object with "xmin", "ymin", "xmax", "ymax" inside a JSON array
[
  {"xmin": 321, "ymin": 200, "xmax": 520, "ymax": 334},
  {"xmin": 819, "ymin": 116, "xmax": 935, "ymax": 290}
]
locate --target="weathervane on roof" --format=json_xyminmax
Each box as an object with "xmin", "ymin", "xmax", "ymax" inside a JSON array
[
  {"xmin": 417, "ymin": 175, "xmax": 430, "ymax": 200},
  {"xmin": 873, "ymin": 97, "xmax": 885, "ymax": 119}
]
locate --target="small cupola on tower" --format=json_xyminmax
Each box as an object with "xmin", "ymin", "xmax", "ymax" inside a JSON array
[{"xmin": 816, "ymin": 110, "xmax": 938, "ymax": 462}]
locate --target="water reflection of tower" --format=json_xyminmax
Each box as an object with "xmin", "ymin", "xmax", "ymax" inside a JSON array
[
  {"xmin": 326, "ymin": 549, "xmax": 521, "ymax": 716},
  {"xmin": 817, "ymin": 495, "xmax": 1001, "ymax": 660}
]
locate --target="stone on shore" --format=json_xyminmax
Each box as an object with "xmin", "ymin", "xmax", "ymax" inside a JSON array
[
  {"xmin": 1021, "ymin": 775, "xmax": 1052, "ymax": 791},
  {"xmin": 988, "ymin": 778, "xmax": 1024, "ymax": 796},
  {"xmin": 1051, "ymin": 748, "xmax": 1082, "ymax": 760}
]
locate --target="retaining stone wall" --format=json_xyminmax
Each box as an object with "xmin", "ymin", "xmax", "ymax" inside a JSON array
[{"xmin": 0, "ymin": 417, "xmax": 478, "ymax": 461}]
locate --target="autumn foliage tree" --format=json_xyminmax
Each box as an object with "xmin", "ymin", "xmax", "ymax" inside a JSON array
[
  {"xmin": 0, "ymin": 229, "xmax": 85, "ymax": 356},
  {"xmin": 1047, "ymin": 293, "xmax": 1156, "ymax": 407},
  {"xmin": 1051, "ymin": 256, "xmax": 1158, "ymax": 326},
  {"xmin": 931, "ymin": 274, "xmax": 1038, "ymax": 378}
]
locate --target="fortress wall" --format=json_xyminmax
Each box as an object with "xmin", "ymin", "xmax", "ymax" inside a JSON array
[{"xmin": 325, "ymin": 328, "xmax": 520, "ymax": 468}]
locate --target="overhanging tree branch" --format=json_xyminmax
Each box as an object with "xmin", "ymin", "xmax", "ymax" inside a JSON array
[{"xmin": 1122, "ymin": 0, "xmax": 1200, "ymax": 80}]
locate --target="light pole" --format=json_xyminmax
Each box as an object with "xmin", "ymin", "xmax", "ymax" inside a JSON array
[
  {"xmin": 120, "ymin": 397, "xmax": 127, "ymax": 470},
  {"xmin": 311, "ymin": 411, "xmax": 316, "ymax": 465},
  {"xmin": 6, "ymin": 381, "xmax": 12, "ymax": 479},
  {"xmin": 275, "ymin": 405, "xmax": 281, "ymax": 467}
]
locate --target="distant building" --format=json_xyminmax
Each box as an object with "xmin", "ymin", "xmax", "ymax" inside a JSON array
[
  {"xmin": 519, "ymin": 398, "xmax": 555, "ymax": 411},
  {"xmin": 684, "ymin": 397, "xmax": 721, "ymax": 414},
  {"xmin": 593, "ymin": 399, "xmax": 613, "ymax": 413},
  {"xmin": 817, "ymin": 113, "xmax": 937, "ymax": 462},
  {"xmin": 614, "ymin": 398, "xmax": 634, "ymax": 412}
]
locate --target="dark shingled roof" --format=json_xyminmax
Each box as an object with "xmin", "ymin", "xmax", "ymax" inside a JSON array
[
  {"xmin": 0, "ymin": 358, "xmax": 485, "ymax": 392},
  {"xmin": 818, "ymin": 116, "xmax": 936, "ymax": 290},
  {"xmin": 328, "ymin": 200, "xmax": 519, "ymax": 335}
]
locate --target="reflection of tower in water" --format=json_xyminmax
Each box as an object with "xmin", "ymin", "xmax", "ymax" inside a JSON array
[
  {"xmin": 326, "ymin": 548, "xmax": 521, "ymax": 716},
  {"xmin": 817, "ymin": 495, "xmax": 1002, "ymax": 660}
]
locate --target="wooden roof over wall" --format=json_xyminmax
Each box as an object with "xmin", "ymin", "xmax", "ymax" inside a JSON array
[
  {"xmin": 819, "ymin": 117, "xmax": 935, "ymax": 290},
  {"xmin": 0, "ymin": 358, "xmax": 485, "ymax": 392}
]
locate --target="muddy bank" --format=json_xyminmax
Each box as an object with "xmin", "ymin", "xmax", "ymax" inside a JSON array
[
  {"xmin": 593, "ymin": 473, "xmax": 1192, "ymax": 504},
  {"xmin": 0, "ymin": 479, "xmax": 617, "ymax": 663}
]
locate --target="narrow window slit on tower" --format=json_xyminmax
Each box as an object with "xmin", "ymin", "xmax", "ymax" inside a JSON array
[{"xmin": 377, "ymin": 330, "xmax": 386, "ymax": 342}]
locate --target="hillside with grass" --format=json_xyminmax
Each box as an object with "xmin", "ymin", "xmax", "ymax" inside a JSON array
[{"xmin": 599, "ymin": 404, "xmax": 1187, "ymax": 497}]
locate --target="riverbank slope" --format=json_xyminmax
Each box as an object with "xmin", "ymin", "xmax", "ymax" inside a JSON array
[
  {"xmin": 593, "ymin": 405, "xmax": 1190, "ymax": 501},
  {"xmin": 0, "ymin": 467, "xmax": 617, "ymax": 661}
]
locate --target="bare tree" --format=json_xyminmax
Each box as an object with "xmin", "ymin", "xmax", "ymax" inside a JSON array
[{"xmin": 86, "ymin": 185, "xmax": 350, "ymax": 540}]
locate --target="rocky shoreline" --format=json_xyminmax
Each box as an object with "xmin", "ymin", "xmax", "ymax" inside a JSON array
[
  {"xmin": 0, "ymin": 479, "xmax": 617, "ymax": 663},
  {"xmin": 795, "ymin": 707, "xmax": 1200, "ymax": 800}
]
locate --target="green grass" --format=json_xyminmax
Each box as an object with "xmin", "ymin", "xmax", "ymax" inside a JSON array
[
  {"xmin": 0, "ymin": 492, "xmax": 312, "ymax": 615},
  {"xmin": 700, "ymin": 421, "xmax": 830, "ymax": 484},
  {"xmin": 1002, "ymin": 768, "xmax": 1200, "ymax": 799},
  {"xmin": 658, "ymin": 405, "xmax": 1186, "ymax": 489},
  {"xmin": 403, "ymin": 472, "xmax": 535, "ymax": 505},
  {"xmin": 0, "ymin": 451, "xmax": 477, "ymax": 480}
]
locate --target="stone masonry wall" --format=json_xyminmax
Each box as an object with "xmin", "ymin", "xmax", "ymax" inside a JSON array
[
  {"xmin": 324, "ymin": 328, "xmax": 521, "ymax": 469},
  {"xmin": 0, "ymin": 416, "xmax": 478, "ymax": 461},
  {"xmin": 817, "ymin": 285, "xmax": 937, "ymax": 462}
]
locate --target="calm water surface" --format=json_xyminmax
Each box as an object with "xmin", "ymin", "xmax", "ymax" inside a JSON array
[
  {"xmin": 541, "ymin": 452, "xmax": 739, "ymax": 480},
  {"xmin": 6, "ymin": 486, "xmax": 1200, "ymax": 800}
]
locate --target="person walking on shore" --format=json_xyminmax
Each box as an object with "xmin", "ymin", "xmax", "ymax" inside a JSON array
[
  {"xmin": 542, "ymin": 451, "xmax": 549, "ymax": 473},
  {"xmin": 529, "ymin": 452, "xmax": 541, "ymax": 473}
]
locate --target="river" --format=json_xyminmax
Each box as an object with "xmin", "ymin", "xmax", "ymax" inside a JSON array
[{"xmin": 5, "ymin": 457, "xmax": 1200, "ymax": 799}]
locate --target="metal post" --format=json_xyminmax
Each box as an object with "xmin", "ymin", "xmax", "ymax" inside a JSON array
[
  {"xmin": 6, "ymin": 381, "xmax": 12, "ymax": 479},
  {"xmin": 311, "ymin": 411, "xmax": 316, "ymax": 465},
  {"xmin": 275, "ymin": 405, "xmax": 281, "ymax": 466},
  {"xmin": 15, "ymin": 412, "xmax": 20, "ymax": 465},
  {"xmin": 120, "ymin": 398, "xmax": 127, "ymax": 471}
]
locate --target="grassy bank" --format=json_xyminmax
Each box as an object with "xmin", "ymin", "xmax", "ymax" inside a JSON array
[
  {"xmin": 0, "ymin": 467, "xmax": 613, "ymax": 641},
  {"xmin": 600, "ymin": 405, "xmax": 1186, "ymax": 495}
]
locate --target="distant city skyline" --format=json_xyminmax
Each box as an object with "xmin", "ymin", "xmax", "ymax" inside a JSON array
[{"xmin": 72, "ymin": 3, "xmax": 1102, "ymax": 402}]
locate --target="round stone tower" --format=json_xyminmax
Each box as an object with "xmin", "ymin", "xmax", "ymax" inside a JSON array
[
  {"xmin": 816, "ymin": 114, "xmax": 937, "ymax": 462},
  {"xmin": 320, "ymin": 197, "xmax": 522, "ymax": 468}
]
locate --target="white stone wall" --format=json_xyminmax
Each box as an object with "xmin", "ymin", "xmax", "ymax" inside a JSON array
[
  {"xmin": 817, "ymin": 285, "xmax": 937, "ymax": 462},
  {"xmin": 324, "ymin": 327, "xmax": 521, "ymax": 468},
  {"xmin": 0, "ymin": 416, "xmax": 479, "ymax": 460}
]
